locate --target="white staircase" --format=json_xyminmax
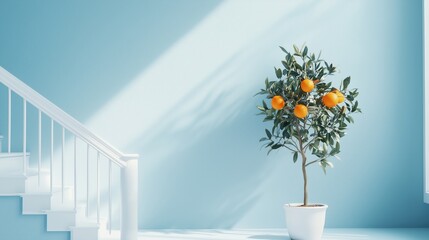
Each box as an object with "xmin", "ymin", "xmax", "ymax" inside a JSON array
[{"xmin": 0, "ymin": 67, "xmax": 139, "ymax": 240}]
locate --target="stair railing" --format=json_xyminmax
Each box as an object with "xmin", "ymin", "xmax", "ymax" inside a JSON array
[{"xmin": 0, "ymin": 67, "xmax": 138, "ymax": 240}]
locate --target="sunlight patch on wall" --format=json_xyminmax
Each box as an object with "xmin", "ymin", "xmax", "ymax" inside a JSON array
[{"xmin": 84, "ymin": 0, "xmax": 306, "ymax": 151}]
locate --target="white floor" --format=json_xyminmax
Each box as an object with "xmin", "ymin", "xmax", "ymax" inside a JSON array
[{"xmin": 129, "ymin": 228, "xmax": 429, "ymax": 240}]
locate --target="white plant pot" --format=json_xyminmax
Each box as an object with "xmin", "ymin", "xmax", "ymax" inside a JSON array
[{"xmin": 284, "ymin": 203, "xmax": 328, "ymax": 240}]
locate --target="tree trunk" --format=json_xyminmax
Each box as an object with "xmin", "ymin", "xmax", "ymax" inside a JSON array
[
  {"xmin": 301, "ymin": 152, "xmax": 308, "ymax": 206},
  {"xmin": 297, "ymin": 123, "xmax": 308, "ymax": 206}
]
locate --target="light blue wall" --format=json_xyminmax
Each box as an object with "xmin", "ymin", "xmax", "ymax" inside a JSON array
[{"xmin": 0, "ymin": 1, "xmax": 428, "ymax": 237}]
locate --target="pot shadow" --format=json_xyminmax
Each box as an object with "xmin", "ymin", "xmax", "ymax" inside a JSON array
[{"xmin": 247, "ymin": 235, "xmax": 290, "ymax": 240}]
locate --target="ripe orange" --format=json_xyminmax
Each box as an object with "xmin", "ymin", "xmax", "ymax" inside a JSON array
[
  {"xmin": 301, "ymin": 79, "xmax": 314, "ymax": 93},
  {"xmin": 332, "ymin": 90, "xmax": 345, "ymax": 103},
  {"xmin": 294, "ymin": 104, "xmax": 308, "ymax": 118},
  {"xmin": 322, "ymin": 92, "xmax": 338, "ymax": 108},
  {"xmin": 271, "ymin": 95, "xmax": 285, "ymax": 110}
]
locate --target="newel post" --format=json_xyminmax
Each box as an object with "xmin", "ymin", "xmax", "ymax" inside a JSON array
[{"xmin": 120, "ymin": 157, "xmax": 138, "ymax": 240}]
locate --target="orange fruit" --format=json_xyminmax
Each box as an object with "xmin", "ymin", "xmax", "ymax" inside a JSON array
[
  {"xmin": 294, "ymin": 104, "xmax": 308, "ymax": 118},
  {"xmin": 332, "ymin": 90, "xmax": 345, "ymax": 103},
  {"xmin": 271, "ymin": 95, "xmax": 285, "ymax": 110},
  {"xmin": 322, "ymin": 92, "xmax": 338, "ymax": 108},
  {"xmin": 301, "ymin": 79, "xmax": 314, "ymax": 93}
]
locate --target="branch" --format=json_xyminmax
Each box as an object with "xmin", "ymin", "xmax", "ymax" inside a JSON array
[
  {"xmin": 283, "ymin": 143, "xmax": 298, "ymax": 152},
  {"xmin": 303, "ymin": 136, "xmax": 317, "ymax": 151},
  {"xmin": 305, "ymin": 158, "xmax": 324, "ymax": 167}
]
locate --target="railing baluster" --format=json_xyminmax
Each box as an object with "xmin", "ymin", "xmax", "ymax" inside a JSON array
[
  {"xmin": 97, "ymin": 152, "xmax": 100, "ymax": 224},
  {"xmin": 62, "ymin": 127, "xmax": 65, "ymax": 203},
  {"xmin": 7, "ymin": 88, "xmax": 11, "ymax": 153},
  {"xmin": 38, "ymin": 110, "xmax": 41, "ymax": 187},
  {"xmin": 86, "ymin": 144, "xmax": 90, "ymax": 217},
  {"xmin": 23, "ymin": 99, "xmax": 26, "ymax": 176},
  {"xmin": 74, "ymin": 136, "xmax": 77, "ymax": 209},
  {"xmin": 50, "ymin": 119, "xmax": 54, "ymax": 194},
  {"xmin": 109, "ymin": 160, "xmax": 112, "ymax": 234}
]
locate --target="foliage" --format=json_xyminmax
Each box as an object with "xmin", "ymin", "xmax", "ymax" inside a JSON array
[{"xmin": 256, "ymin": 44, "xmax": 361, "ymax": 175}]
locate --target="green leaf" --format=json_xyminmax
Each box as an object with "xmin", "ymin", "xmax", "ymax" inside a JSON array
[
  {"xmin": 282, "ymin": 61, "xmax": 288, "ymax": 68},
  {"xmin": 283, "ymin": 129, "xmax": 291, "ymax": 138},
  {"xmin": 259, "ymin": 137, "xmax": 268, "ymax": 142},
  {"xmin": 283, "ymin": 69, "xmax": 288, "ymax": 75},
  {"xmin": 303, "ymin": 46, "xmax": 308, "ymax": 56},
  {"xmin": 266, "ymin": 141, "xmax": 274, "ymax": 147},
  {"xmin": 265, "ymin": 129, "xmax": 272, "ymax": 139},
  {"xmin": 290, "ymin": 70, "xmax": 299, "ymax": 77},
  {"xmin": 279, "ymin": 46, "xmax": 288, "ymax": 53},
  {"xmin": 342, "ymin": 76, "xmax": 351, "ymax": 90},
  {"xmin": 293, "ymin": 45, "xmax": 300, "ymax": 55},
  {"xmin": 263, "ymin": 116, "xmax": 274, "ymax": 122},
  {"xmin": 319, "ymin": 159, "xmax": 327, "ymax": 174},
  {"xmin": 272, "ymin": 143, "xmax": 282, "ymax": 149},
  {"xmin": 293, "ymin": 152, "xmax": 298, "ymax": 163},
  {"xmin": 352, "ymin": 101, "xmax": 358, "ymax": 112},
  {"xmin": 275, "ymin": 68, "xmax": 282, "ymax": 79},
  {"xmin": 262, "ymin": 100, "xmax": 268, "ymax": 110}
]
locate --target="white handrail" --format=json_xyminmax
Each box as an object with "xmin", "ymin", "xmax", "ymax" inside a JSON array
[{"xmin": 0, "ymin": 66, "xmax": 138, "ymax": 167}]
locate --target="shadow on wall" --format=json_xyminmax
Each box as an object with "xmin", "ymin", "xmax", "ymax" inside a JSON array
[
  {"xmin": 130, "ymin": 50, "xmax": 274, "ymax": 229},
  {"xmin": 122, "ymin": 0, "xmax": 361, "ymax": 229},
  {"xmin": 135, "ymin": 104, "xmax": 272, "ymax": 228},
  {"xmin": 81, "ymin": 0, "xmax": 330, "ymax": 228}
]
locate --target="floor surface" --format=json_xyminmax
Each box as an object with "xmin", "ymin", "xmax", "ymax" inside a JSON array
[{"xmin": 132, "ymin": 228, "xmax": 429, "ymax": 240}]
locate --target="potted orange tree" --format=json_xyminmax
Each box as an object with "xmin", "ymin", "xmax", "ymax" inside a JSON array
[{"xmin": 256, "ymin": 45, "xmax": 360, "ymax": 240}]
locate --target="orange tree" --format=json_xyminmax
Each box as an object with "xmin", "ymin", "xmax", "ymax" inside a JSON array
[{"xmin": 256, "ymin": 45, "xmax": 361, "ymax": 206}]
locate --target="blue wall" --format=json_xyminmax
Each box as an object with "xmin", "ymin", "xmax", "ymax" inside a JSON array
[
  {"xmin": 0, "ymin": 197, "xmax": 68, "ymax": 239},
  {"xmin": 0, "ymin": 0, "xmax": 428, "ymax": 236}
]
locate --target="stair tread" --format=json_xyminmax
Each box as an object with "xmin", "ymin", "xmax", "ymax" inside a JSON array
[
  {"xmin": 0, "ymin": 168, "xmax": 49, "ymax": 178},
  {"xmin": 0, "ymin": 172, "xmax": 26, "ymax": 178},
  {"xmin": 0, "ymin": 152, "xmax": 30, "ymax": 158},
  {"xmin": 20, "ymin": 192, "xmax": 52, "ymax": 196},
  {"xmin": 0, "ymin": 193, "xmax": 25, "ymax": 196},
  {"xmin": 21, "ymin": 188, "xmax": 72, "ymax": 195},
  {"xmin": 45, "ymin": 209, "xmax": 77, "ymax": 213},
  {"xmin": 70, "ymin": 223, "xmax": 100, "ymax": 229}
]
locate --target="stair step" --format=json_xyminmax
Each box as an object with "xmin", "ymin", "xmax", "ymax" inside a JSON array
[
  {"xmin": 0, "ymin": 174, "xmax": 26, "ymax": 195},
  {"xmin": 71, "ymin": 219, "xmax": 111, "ymax": 240},
  {"xmin": 21, "ymin": 186, "xmax": 75, "ymax": 214},
  {"xmin": 21, "ymin": 193, "xmax": 52, "ymax": 215},
  {"xmin": 25, "ymin": 169, "xmax": 51, "ymax": 193},
  {"xmin": 46, "ymin": 208, "xmax": 106, "ymax": 232},
  {"xmin": 98, "ymin": 230, "xmax": 120, "ymax": 240},
  {"xmin": 0, "ymin": 152, "xmax": 30, "ymax": 175},
  {"xmin": 46, "ymin": 210, "xmax": 77, "ymax": 231},
  {"xmin": 70, "ymin": 225, "xmax": 99, "ymax": 240},
  {"xmin": 0, "ymin": 150, "xmax": 110, "ymax": 239}
]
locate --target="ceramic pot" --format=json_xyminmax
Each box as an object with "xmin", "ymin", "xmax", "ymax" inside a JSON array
[{"xmin": 284, "ymin": 203, "xmax": 328, "ymax": 240}]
